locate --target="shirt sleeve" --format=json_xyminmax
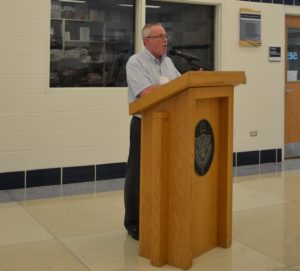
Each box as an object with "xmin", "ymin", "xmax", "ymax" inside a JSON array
[{"xmin": 126, "ymin": 55, "xmax": 154, "ymax": 99}]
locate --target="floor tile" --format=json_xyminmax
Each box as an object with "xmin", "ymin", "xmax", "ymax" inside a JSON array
[
  {"xmin": 233, "ymin": 162, "xmax": 285, "ymax": 177},
  {"xmin": 61, "ymin": 181, "xmax": 96, "ymax": 197},
  {"xmin": 236, "ymin": 174, "xmax": 300, "ymax": 202},
  {"xmin": 95, "ymin": 178, "xmax": 124, "ymax": 192},
  {"xmin": 0, "ymin": 190, "xmax": 12, "ymax": 202},
  {"xmin": 0, "ymin": 202, "xmax": 53, "ymax": 247},
  {"xmin": 61, "ymin": 230, "xmax": 159, "ymax": 271},
  {"xmin": 0, "ymin": 240, "xmax": 89, "ymax": 271},
  {"xmin": 21, "ymin": 191, "xmax": 124, "ymax": 239},
  {"xmin": 234, "ymin": 164, "xmax": 261, "ymax": 177},
  {"xmin": 234, "ymin": 171, "xmax": 283, "ymax": 183},
  {"xmin": 62, "ymin": 231, "xmax": 286, "ymax": 271},
  {"xmin": 6, "ymin": 179, "xmax": 124, "ymax": 202},
  {"xmin": 283, "ymin": 159, "xmax": 300, "ymax": 171},
  {"xmin": 233, "ymin": 184, "xmax": 286, "ymax": 212},
  {"xmin": 234, "ymin": 203, "xmax": 300, "ymax": 265},
  {"xmin": 1, "ymin": 159, "xmax": 300, "ymax": 271},
  {"xmin": 7, "ymin": 185, "xmax": 62, "ymax": 202},
  {"xmin": 192, "ymin": 241, "xmax": 286, "ymax": 271}
]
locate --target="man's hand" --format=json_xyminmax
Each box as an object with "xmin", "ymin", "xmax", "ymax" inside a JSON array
[{"xmin": 139, "ymin": 84, "xmax": 160, "ymax": 97}]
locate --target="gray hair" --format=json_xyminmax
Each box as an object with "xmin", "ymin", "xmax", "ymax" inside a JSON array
[{"xmin": 142, "ymin": 22, "xmax": 162, "ymax": 39}]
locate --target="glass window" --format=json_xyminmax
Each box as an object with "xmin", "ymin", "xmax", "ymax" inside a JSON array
[
  {"xmin": 146, "ymin": 1, "xmax": 215, "ymax": 73},
  {"xmin": 287, "ymin": 28, "xmax": 300, "ymax": 81},
  {"xmin": 50, "ymin": 0, "xmax": 135, "ymax": 88}
]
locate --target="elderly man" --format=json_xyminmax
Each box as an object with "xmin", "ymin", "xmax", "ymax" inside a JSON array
[{"xmin": 124, "ymin": 22, "xmax": 180, "ymax": 240}]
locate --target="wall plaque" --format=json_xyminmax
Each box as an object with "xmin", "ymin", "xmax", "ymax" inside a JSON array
[{"xmin": 240, "ymin": 8, "xmax": 261, "ymax": 47}]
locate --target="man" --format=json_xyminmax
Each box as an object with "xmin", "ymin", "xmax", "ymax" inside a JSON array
[{"xmin": 124, "ymin": 22, "xmax": 180, "ymax": 240}]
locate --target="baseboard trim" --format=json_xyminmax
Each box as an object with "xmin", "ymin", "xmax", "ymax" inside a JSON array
[
  {"xmin": 0, "ymin": 149, "xmax": 283, "ymax": 190},
  {"xmin": 0, "ymin": 162, "xmax": 126, "ymax": 190},
  {"xmin": 233, "ymin": 148, "xmax": 282, "ymax": 167}
]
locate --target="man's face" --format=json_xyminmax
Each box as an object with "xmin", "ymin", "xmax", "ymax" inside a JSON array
[{"xmin": 144, "ymin": 25, "xmax": 168, "ymax": 59}]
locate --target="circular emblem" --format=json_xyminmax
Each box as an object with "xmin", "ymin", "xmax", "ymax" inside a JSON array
[{"xmin": 194, "ymin": 119, "xmax": 214, "ymax": 176}]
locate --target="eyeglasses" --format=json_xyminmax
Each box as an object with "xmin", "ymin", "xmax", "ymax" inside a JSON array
[{"xmin": 146, "ymin": 34, "xmax": 169, "ymax": 39}]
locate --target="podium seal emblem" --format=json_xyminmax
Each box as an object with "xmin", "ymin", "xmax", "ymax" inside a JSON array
[{"xmin": 194, "ymin": 119, "xmax": 214, "ymax": 176}]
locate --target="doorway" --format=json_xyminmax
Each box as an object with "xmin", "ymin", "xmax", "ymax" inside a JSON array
[{"xmin": 285, "ymin": 16, "xmax": 300, "ymax": 158}]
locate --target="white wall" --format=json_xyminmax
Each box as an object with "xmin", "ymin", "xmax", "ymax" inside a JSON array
[
  {"xmin": 0, "ymin": 0, "xmax": 130, "ymax": 172},
  {"xmin": 0, "ymin": 0, "xmax": 299, "ymax": 173},
  {"xmin": 221, "ymin": 1, "xmax": 286, "ymax": 152}
]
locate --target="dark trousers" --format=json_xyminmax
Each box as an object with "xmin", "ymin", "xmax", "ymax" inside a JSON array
[{"xmin": 124, "ymin": 116, "xmax": 141, "ymax": 230}]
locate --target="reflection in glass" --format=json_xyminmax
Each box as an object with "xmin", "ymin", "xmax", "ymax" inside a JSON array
[
  {"xmin": 287, "ymin": 28, "xmax": 300, "ymax": 81},
  {"xmin": 146, "ymin": 1, "xmax": 215, "ymax": 73},
  {"xmin": 50, "ymin": 0, "xmax": 135, "ymax": 88}
]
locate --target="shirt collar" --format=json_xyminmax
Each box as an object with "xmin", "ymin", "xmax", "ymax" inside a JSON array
[{"xmin": 144, "ymin": 48, "xmax": 166, "ymax": 63}]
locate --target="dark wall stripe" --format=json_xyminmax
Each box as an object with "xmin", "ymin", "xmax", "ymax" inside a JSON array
[
  {"xmin": 233, "ymin": 153, "xmax": 236, "ymax": 167},
  {"xmin": 27, "ymin": 168, "xmax": 61, "ymax": 188},
  {"xmin": 96, "ymin": 162, "xmax": 126, "ymax": 180},
  {"xmin": 0, "ymin": 152, "xmax": 284, "ymax": 191},
  {"xmin": 235, "ymin": 148, "xmax": 282, "ymax": 166},
  {"xmin": 237, "ymin": 151, "xmax": 259, "ymax": 166},
  {"xmin": 63, "ymin": 165, "xmax": 95, "ymax": 184},
  {"xmin": 0, "ymin": 171, "xmax": 25, "ymax": 190},
  {"xmin": 277, "ymin": 148, "xmax": 282, "ymax": 162},
  {"xmin": 260, "ymin": 149, "xmax": 277, "ymax": 164}
]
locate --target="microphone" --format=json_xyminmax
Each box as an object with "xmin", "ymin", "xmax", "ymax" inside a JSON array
[{"xmin": 169, "ymin": 49, "xmax": 201, "ymax": 61}]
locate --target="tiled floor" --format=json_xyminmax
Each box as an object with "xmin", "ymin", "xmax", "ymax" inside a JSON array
[{"xmin": 0, "ymin": 160, "xmax": 300, "ymax": 271}]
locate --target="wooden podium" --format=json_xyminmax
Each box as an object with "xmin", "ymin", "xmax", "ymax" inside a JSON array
[{"xmin": 129, "ymin": 71, "xmax": 246, "ymax": 270}]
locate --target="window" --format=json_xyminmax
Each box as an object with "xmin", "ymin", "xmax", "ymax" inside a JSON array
[
  {"xmin": 50, "ymin": 0, "xmax": 135, "ymax": 88},
  {"xmin": 146, "ymin": 1, "xmax": 215, "ymax": 73},
  {"xmin": 287, "ymin": 28, "xmax": 300, "ymax": 81}
]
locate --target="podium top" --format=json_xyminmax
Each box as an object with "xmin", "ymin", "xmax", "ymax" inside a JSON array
[{"xmin": 129, "ymin": 71, "xmax": 246, "ymax": 115}]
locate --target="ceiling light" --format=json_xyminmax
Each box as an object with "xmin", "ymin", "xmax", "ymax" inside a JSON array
[
  {"xmin": 146, "ymin": 5, "xmax": 161, "ymax": 8},
  {"xmin": 118, "ymin": 4, "xmax": 160, "ymax": 8},
  {"xmin": 59, "ymin": 0, "xmax": 86, "ymax": 3},
  {"xmin": 118, "ymin": 4, "xmax": 133, "ymax": 7}
]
